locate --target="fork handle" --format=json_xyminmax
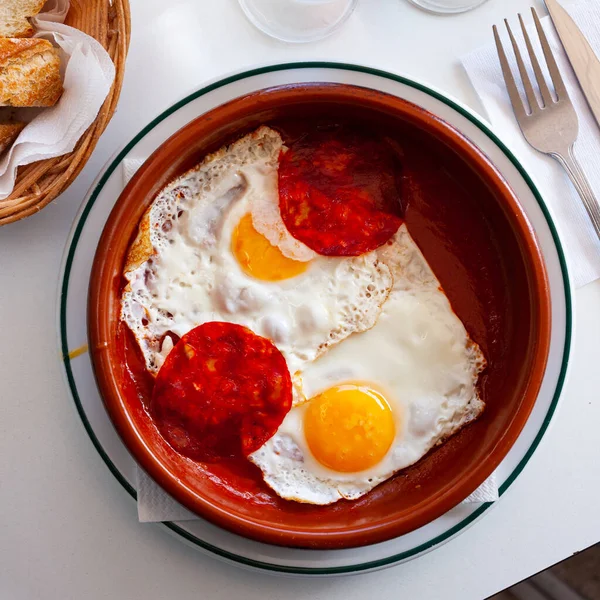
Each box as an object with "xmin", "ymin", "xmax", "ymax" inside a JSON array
[{"xmin": 552, "ymin": 146, "xmax": 600, "ymax": 240}]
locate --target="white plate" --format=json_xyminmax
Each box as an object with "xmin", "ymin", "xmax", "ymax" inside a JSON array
[{"xmin": 57, "ymin": 63, "xmax": 571, "ymax": 576}]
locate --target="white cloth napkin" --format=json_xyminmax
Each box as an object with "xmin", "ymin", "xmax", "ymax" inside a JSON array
[
  {"xmin": 462, "ymin": 0, "xmax": 600, "ymax": 289},
  {"xmin": 121, "ymin": 157, "xmax": 498, "ymax": 521},
  {"xmin": 0, "ymin": 0, "xmax": 115, "ymax": 200}
]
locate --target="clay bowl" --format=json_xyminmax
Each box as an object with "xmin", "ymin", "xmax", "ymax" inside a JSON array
[{"xmin": 88, "ymin": 83, "xmax": 551, "ymax": 549}]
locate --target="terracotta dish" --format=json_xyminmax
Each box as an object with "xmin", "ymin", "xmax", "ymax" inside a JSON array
[{"xmin": 88, "ymin": 84, "xmax": 551, "ymax": 549}]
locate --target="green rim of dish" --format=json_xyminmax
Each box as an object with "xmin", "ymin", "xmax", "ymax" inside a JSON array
[{"xmin": 59, "ymin": 62, "xmax": 572, "ymax": 575}]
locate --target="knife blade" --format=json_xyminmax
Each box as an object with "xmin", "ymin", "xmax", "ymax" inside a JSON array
[{"xmin": 545, "ymin": 0, "xmax": 600, "ymax": 130}]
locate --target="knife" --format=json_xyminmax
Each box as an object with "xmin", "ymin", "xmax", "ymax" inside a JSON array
[{"xmin": 545, "ymin": 0, "xmax": 600, "ymax": 130}]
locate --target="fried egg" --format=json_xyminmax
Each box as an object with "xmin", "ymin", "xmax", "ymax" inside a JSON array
[
  {"xmin": 122, "ymin": 125, "xmax": 486, "ymax": 506},
  {"xmin": 121, "ymin": 127, "xmax": 393, "ymax": 382},
  {"xmin": 249, "ymin": 225, "xmax": 486, "ymax": 504}
]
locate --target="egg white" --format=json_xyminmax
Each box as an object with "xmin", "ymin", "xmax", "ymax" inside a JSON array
[
  {"xmin": 121, "ymin": 126, "xmax": 486, "ymax": 506},
  {"xmin": 249, "ymin": 225, "xmax": 486, "ymax": 505},
  {"xmin": 121, "ymin": 127, "xmax": 393, "ymax": 384}
]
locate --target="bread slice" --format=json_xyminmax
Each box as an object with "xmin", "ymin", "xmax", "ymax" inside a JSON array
[
  {"xmin": 0, "ymin": 38, "xmax": 62, "ymax": 107},
  {"xmin": 0, "ymin": 0, "xmax": 46, "ymax": 38},
  {"xmin": 0, "ymin": 120, "xmax": 25, "ymax": 154}
]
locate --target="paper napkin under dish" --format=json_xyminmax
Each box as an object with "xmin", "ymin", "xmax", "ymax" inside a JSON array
[
  {"xmin": 462, "ymin": 0, "xmax": 600, "ymax": 289},
  {"xmin": 135, "ymin": 468, "xmax": 498, "ymax": 523},
  {"xmin": 0, "ymin": 0, "xmax": 115, "ymax": 200},
  {"xmin": 121, "ymin": 157, "xmax": 499, "ymax": 522}
]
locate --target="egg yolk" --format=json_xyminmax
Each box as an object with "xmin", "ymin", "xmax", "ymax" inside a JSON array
[
  {"xmin": 304, "ymin": 384, "xmax": 396, "ymax": 472},
  {"xmin": 231, "ymin": 214, "xmax": 308, "ymax": 281}
]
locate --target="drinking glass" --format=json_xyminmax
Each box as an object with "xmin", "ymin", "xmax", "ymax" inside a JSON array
[
  {"xmin": 238, "ymin": 0, "xmax": 358, "ymax": 43},
  {"xmin": 406, "ymin": 0, "xmax": 490, "ymax": 14}
]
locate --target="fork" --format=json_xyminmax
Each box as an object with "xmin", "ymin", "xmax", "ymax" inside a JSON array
[{"xmin": 493, "ymin": 7, "xmax": 600, "ymax": 239}]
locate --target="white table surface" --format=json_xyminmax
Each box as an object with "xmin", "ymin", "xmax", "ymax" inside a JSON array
[{"xmin": 2, "ymin": 0, "xmax": 599, "ymax": 598}]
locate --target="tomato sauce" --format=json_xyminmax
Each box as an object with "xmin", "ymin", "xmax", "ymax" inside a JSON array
[{"xmin": 118, "ymin": 118, "xmax": 523, "ymax": 509}]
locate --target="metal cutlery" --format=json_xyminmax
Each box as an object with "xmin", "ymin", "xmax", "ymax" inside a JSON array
[
  {"xmin": 493, "ymin": 7, "xmax": 600, "ymax": 239},
  {"xmin": 545, "ymin": 0, "xmax": 600, "ymax": 131}
]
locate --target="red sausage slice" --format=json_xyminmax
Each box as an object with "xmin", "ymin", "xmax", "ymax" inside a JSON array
[
  {"xmin": 151, "ymin": 322, "xmax": 292, "ymax": 461},
  {"xmin": 278, "ymin": 131, "xmax": 403, "ymax": 256}
]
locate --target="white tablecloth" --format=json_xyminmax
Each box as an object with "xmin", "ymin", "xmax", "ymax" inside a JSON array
[{"xmin": 1, "ymin": 1, "xmax": 599, "ymax": 599}]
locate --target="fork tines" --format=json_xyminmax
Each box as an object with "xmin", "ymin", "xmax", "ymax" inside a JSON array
[{"xmin": 493, "ymin": 7, "xmax": 568, "ymax": 117}]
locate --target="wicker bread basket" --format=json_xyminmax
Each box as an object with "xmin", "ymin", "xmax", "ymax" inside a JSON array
[{"xmin": 0, "ymin": 0, "xmax": 131, "ymax": 226}]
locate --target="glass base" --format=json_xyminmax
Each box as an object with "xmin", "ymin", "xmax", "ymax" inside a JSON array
[
  {"xmin": 406, "ymin": 0, "xmax": 489, "ymax": 14},
  {"xmin": 238, "ymin": 0, "xmax": 358, "ymax": 43}
]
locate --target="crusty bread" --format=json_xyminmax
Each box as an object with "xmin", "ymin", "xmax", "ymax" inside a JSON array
[
  {"xmin": 0, "ymin": 38, "xmax": 63, "ymax": 107},
  {"xmin": 0, "ymin": 120, "xmax": 25, "ymax": 154},
  {"xmin": 0, "ymin": 0, "xmax": 45, "ymax": 38}
]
